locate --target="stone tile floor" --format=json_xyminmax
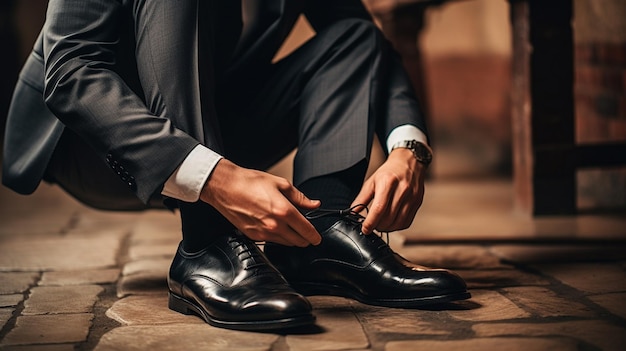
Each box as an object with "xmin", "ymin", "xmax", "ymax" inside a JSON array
[{"xmin": 1, "ymin": 180, "xmax": 625, "ymax": 350}]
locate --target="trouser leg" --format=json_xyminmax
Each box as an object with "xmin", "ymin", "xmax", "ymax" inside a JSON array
[
  {"xmin": 132, "ymin": 0, "xmax": 241, "ymax": 148},
  {"xmin": 132, "ymin": 0, "xmax": 240, "ymax": 250},
  {"xmin": 219, "ymin": 19, "xmax": 423, "ymax": 187},
  {"xmin": 178, "ymin": 200, "xmax": 234, "ymax": 252}
]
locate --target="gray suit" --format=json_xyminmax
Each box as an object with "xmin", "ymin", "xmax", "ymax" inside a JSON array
[{"xmin": 2, "ymin": 0, "xmax": 426, "ymax": 210}]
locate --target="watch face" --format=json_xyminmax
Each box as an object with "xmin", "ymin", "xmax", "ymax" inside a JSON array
[{"xmin": 412, "ymin": 141, "xmax": 432, "ymax": 165}]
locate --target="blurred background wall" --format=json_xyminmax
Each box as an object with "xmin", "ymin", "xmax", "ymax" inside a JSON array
[
  {"xmin": 0, "ymin": 0, "xmax": 47, "ymax": 151},
  {"xmin": 420, "ymin": 0, "xmax": 513, "ymax": 179}
]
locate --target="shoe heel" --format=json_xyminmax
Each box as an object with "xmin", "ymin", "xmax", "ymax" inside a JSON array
[{"xmin": 168, "ymin": 292, "xmax": 193, "ymax": 315}]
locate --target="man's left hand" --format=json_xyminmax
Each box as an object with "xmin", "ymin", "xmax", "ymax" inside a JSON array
[{"xmin": 351, "ymin": 148, "xmax": 426, "ymax": 234}]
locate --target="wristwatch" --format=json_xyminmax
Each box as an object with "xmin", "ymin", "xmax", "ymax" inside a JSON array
[{"xmin": 390, "ymin": 140, "xmax": 432, "ymax": 166}]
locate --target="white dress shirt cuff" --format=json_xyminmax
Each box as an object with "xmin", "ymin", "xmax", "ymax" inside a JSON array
[
  {"xmin": 161, "ymin": 145, "xmax": 223, "ymax": 203},
  {"xmin": 386, "ymin": 124, "xmax": 431, "ymax": 154}
]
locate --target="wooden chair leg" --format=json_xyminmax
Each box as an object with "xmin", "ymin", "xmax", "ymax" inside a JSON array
[{"xmin": 510, "ymin": 0, "xmax": 576, "ymax": 215}]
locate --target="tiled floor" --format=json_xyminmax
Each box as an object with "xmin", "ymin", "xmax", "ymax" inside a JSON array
[{"xmin": 1, "ymin": 179, "xmax": 625, "ymax": 350}]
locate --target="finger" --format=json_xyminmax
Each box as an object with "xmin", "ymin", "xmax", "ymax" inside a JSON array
[
  {"xmin": 279, "ymin": 224, "xmax": 314, "ymax": 247},
  {"xmin": 362, "ymin": 196, "xmax": 389, "ymax": 234},
  {"xmin": 392, "ymin": 189, "xmax": 424, "ymax": 231},
  {"xmin": 351, "ymin": 179, "xmax": 374, "ymax": 209},
  {"xmin": 287, "ymin": 210, "xmax": 322, "ymax": 245},
  {"xmin": 381, "ymin": 202, "xmax": 413, "ymax": 232},
  {"xmin": 281, "ymin": 182, "xmax": 321, "ymax": 210},
  {"xmin": 395, "ymin": 186, "xmax": 424, "ymax": 230},
  {"xmin": 377, "ymin": 195, "xmax": 403, "ymax": 231},
  {"xmin": 272, "ymin": 180, "xmax": 321, "ymax": 245},
  {"xmin": 361, "ymin": 182, "xmax": 394, "ymax": 234}
]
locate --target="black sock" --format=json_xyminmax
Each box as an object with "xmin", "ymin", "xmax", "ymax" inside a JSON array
[
  {"xmin": 298, "ymin": 160, "xmax": 368, "ymax": 232},
  {"xmin": 178, "ymin": 200, "xmax": 234, "ymax": 253}
]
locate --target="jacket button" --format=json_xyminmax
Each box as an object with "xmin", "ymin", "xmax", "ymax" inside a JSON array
[{"xmin": 128, "ymin": 176, "xmax": 137, "ymax": 191}]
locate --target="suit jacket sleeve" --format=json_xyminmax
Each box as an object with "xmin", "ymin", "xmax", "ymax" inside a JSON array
[
  {"xmin": 43, "ymin": 0, "xmax": 200, "ymax": 204},
  {"xmin": 303, "ymin": 0, "xmax": 429, "ymax": 144}
]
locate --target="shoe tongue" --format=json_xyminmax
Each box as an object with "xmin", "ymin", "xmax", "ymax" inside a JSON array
[
  {"xmin": 306, "ymin": 207, "xmax": 367, "ymax": 234},
  {"xmin": 229, "ymin": 235, "xmax": 270, "ymax": 271}
]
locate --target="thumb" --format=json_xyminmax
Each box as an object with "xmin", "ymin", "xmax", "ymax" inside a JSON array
[{"xmin": 285, "ymin": 186, "xmax": 321, "ymax": 210}]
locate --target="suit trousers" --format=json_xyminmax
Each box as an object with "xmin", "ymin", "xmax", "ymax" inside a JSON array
[{"xmin": 218, "ymin": 19, "xmax": 388, "ymax": 185}]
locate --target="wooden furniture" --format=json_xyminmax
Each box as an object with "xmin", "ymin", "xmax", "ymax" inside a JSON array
[
  {"xmin": 368, "ymin": 0, "xmax": 626, "ymax": 216},
  {"xmin": 510, "ymin": 0, "xmax": 626, "ymax": 215}
]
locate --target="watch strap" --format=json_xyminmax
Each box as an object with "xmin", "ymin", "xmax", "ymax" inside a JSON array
[{"xmin": 390, "ymin": 140, "xmax": 433, "ymax": 166}]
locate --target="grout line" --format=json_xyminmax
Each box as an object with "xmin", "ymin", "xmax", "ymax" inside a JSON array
[{"xmin": 0, "ymin": 271, "xmax": 43, "ymax": 343}]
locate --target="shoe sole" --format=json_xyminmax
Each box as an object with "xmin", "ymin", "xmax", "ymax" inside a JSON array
[
  {"xmin": 168, "ymin": 292, "xmax": 316, "ymax": 331},
  {"xmin": 291, "ymin": 282, "xmax": 471, "ymax": 308}
]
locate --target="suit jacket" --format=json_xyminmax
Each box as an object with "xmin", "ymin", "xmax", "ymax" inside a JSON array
[{"xmin": 2, "ymin": 0, "xmax": 416, "ymax": 208}]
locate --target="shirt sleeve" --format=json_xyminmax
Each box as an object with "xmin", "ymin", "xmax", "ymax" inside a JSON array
[
  {"xmin": 161, "ymin": 145, "xmax": 223, "ymax": 202},
  {"xmin": 386, "ymin": 124, "xmax": 432, "ymax": 154}
]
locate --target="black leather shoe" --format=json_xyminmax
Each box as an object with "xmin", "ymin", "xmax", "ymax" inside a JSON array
[
  {"xmin": 264, "ymin": 209, "xmax": 471, "ymax": 308},
  {"xmin": 167, "ymin": 233, "xmax": 315, "ymax": 330}
]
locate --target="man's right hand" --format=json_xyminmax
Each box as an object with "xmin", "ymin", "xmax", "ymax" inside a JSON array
[{"xmin": 200, "ymin": 159, "xmax": 322, "ymax": 247}]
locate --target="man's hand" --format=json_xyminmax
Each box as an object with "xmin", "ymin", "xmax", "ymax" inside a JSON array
[
  {"xmin": 351, "ymin": 148, "xmax": 426, "ymax": 234},
  {"xmin": 200, "ymin": 159, "xmax": 322, "ymax": 247}
]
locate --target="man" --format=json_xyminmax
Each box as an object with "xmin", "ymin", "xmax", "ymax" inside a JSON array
[{"xmin": 3, "ymin": 0, "xmax": 470, "ymax": 331}]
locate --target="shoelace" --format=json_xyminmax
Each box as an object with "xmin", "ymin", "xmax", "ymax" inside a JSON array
[
  {"xmin": 304, "ymin": 204, "xmax": 392, "ymax": 245},
  {"xmin": 227, "ymin": 236, "xmax": 268, "ymax": 270}
]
